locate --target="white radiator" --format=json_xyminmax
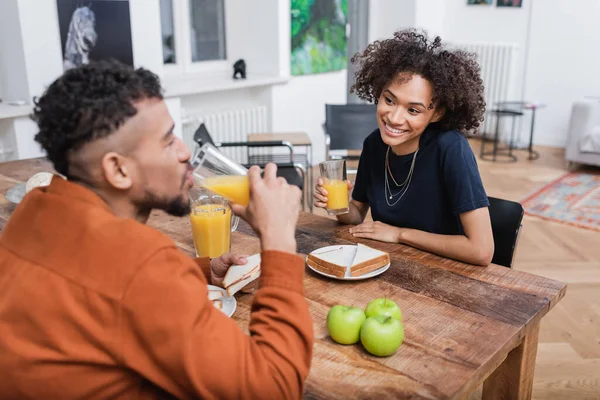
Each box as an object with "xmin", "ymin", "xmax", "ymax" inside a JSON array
[
  {"xmin": 454, "ymin": 42, "xmax": 519, "ymax": 136},
  {"xmin": 182, "ymin": 106, "xmax": 269, "ymax": 165}
]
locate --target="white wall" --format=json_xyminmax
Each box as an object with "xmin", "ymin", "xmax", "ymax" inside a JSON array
[
  {"xmin": 271, "ymin": 70, "xmax": 347, "ymax": 162},
  {"xmin": 414, "ymin": 0, "xmax": 445, "ymax": 37},
  {"xmin": 443, "ymin": 0, "xmax": 600, "ymax": 148},
  {"xmin": 0, "ymin": 0, "xmax": 31, "ymax": 103},
  {"xmin": 130, "ymin": 0, "xmax": 164, "ymax": 77},
  {"xmin": 226, "ymin": 0, "xmax": 281, "ymax": 77},
  {"xmin": 368, "ymin": 0, "xmax": 415, "ymax": 42},
  {"xmin": 523, "ymin": 0, "xmax": 600, "ymax": 147},
  {"xmin": 18, "ymin": 0, "xmax": 64, "ymax": 101},
  {"xmin": 443, "ymin": 0, "xmax": 531, "ymax": 103}
]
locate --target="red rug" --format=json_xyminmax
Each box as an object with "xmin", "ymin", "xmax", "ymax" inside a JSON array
[{"xmin": 521, "ymin": 172, "xmax": 600, "ymax": 232}]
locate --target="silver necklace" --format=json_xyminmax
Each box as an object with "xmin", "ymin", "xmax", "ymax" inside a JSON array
[{"xmin": 384, "ymin": 146, "xmax": 418, "ymax": 207}]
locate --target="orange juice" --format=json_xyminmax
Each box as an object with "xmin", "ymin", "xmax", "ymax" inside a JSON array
[
  {"xmin": 201, "ymin": 175, "xmax": 250, "ymax": 206},
  {"xmin": 190, "ymin": 204, "xmax": 232, "ymax": 258},
  {"xmin": 323, "ymin": 179, "xmax": 349, "ymax": 211}
]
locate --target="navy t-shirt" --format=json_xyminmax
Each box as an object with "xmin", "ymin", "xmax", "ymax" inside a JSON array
[{"xmin": 352, "ymin": 127, "xmax": 489, "ymax": 235}]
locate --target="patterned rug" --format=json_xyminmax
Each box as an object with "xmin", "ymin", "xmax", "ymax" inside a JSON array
[{"xmin": 521, "ymin": 172, "xmax": 600, "ymax": 232}]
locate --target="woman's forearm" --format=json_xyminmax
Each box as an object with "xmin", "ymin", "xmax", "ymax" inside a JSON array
[
  {"xmin": 399, "ymin": 228, "xmax": 493, "ymax": 266},
  {"xmin": 336, "ymin": 201, "xmax": 365, "ymax": 225}
]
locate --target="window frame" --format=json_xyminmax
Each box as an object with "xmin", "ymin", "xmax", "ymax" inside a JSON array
[{"xmin": 161, "ymin": 0, "xmax": 229, "ymax": 76}]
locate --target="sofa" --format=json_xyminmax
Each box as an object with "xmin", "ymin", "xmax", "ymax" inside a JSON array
[{"xmin": 565, "ymin": 100, "xmax": 600, "ymax": 167}]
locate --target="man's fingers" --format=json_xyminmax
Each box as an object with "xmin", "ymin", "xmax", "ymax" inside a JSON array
[
  {"xmin": 223, "ymin": 254, "xmax": 247, "ymax": 266},
  {"xmin": 247, "ymin": 165, "xmax": 262, "ymax": 187},
  {"xmin": 317, "ymin": 177, "xmax": 323, "ymax": 186},
  {"xmin": 347, "ymin": 181, "xmax": 354, "ymax": 190},
  {"xmin": 263, "ymin": 163, "xmax": 278, "ymax": 182},
  {"xmin": 230, "ymin": 203, "xmax": 246, "ymax": 219},
  {"xmin": 240, "ymin": 280, "xmax": 258, "ymax": 294},
  {"xmin": 314, "ymin": 201, "xmax": 327, "ymax": 208}
]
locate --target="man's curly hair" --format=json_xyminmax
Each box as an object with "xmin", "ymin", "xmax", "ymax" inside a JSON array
[
  {"xmin": 32, "ymin": 59, "xmax": 163, "ymax": 177},
  {"xmin": 350, "ymin": 29, "xmax": 485, "ymax": 133}
]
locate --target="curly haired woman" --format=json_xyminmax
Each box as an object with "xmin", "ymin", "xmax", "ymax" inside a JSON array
[{"xmin": 314, "ymin": 29, "xmax": 494, "ymax": 266}]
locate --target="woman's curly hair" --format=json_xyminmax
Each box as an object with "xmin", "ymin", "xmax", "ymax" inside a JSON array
[
  {"xmin": 350, "ymin": 29, "xmax": 486, "ymax": 133},
  {"xmin": 31, "ymin": 59, "xmax": 163, "ymax": 177}
]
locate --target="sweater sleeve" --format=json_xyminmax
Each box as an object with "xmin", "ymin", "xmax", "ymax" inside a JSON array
[
  {"xmin": 120, "ymin": 248, "xmax": 314, "ymax": 400},
  {"xmin": 194, "ymin": 257, "xmax": 212, "ymax": 283}
]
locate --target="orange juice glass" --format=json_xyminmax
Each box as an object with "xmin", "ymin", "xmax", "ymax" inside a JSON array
[
  {"xmin": 189, "ymin": 190, "xmax": 239, "ymax": 259},
  {"xmin": 319, "ymin": 160, "xmax": 349, "ymax": 215},
  {"xmin": 201, "ymin": 175, "xmax": 250, "ymax": 206},
  {"xmin": 192, "ymin": 144, "xmax": 250, "ymax": 206}
]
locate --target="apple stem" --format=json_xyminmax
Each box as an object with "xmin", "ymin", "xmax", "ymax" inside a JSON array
[{"xmin": 384, "ymin": 316, "xmax": 391, "ymax": 323}]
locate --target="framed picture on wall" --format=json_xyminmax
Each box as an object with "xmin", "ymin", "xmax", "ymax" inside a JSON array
[
  {"xmin": 56, "ymin": 0, "xmax": 134, "ymax": 71},
  {"xmin": 497, "ymin": 0, "xmax": 522, "ymax": 7},
  {"xmin": 467, "ymin": 0, "xmax": 492, "ymax": 5},
  {"xmin": 290, "ymin": 0, "xmax": 348, "ymax": 76}
]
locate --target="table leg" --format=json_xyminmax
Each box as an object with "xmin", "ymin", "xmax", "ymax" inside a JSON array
[
  {"xmin": 527, "ymin": 109, "xmax": 540, "ymax": 160},
  {"xmin": 482, "ymin": 323, "xmax": 540, "ymax": 400}
]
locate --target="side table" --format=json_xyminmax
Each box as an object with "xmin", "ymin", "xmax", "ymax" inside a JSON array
[{"xmin": 495, "ymin": 101, "xmax": 546, "ymax": 160}]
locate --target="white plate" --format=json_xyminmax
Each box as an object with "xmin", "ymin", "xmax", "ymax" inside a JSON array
[
  {"xmin": 207, "ymin": 284, "xmax": 237, "ymax": 317},
  {"xmin": 5, "ymin": 183, "xmax": 26, "ymax": 204},
  {"xmin": 306, "ymin": 245, "xmax": 390, "ymax": 281}
]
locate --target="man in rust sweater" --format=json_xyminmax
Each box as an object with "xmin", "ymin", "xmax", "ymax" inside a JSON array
[{"xmin": 0, "ymin": 60, "xmax": 313, "ymax": 399}]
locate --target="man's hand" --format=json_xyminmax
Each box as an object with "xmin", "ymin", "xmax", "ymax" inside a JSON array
[
  {"xmin": 209, "ymin": 253, "xmax": 257, "ymax": 293},
  {"xmin": 349, "ymin": 221, "xmax": 403, "ymax": 243},
  {"xmin": 230, "ymin": 163, "xmax": 301, "ymax": 254}
]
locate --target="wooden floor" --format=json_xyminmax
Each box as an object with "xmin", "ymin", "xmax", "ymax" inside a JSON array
[{"xmin": 311, "ymin": 139, "xmax": 600, "ymax": 399}]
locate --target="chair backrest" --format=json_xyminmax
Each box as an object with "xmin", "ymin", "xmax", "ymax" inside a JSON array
[
  {"xmin": 193, "ymin": 123, "xmax": 216, "ymax": 147},
  {"xmin": 488, "ymin": 196, "xmax": 524, "ymax": 268},
  {"xmin": 324, "ymin": 104, "xmax": 378, "ymax": 151}
]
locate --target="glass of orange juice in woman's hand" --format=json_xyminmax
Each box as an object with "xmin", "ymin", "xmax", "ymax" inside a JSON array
[{"xmin": 315, "ymin": 160, "xmax": 350, "ymax": 215}]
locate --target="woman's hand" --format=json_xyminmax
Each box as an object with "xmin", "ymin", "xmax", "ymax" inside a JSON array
[
  {"xmin": 349, "ymin": 221, "xmax": 403, "ymax": 243},
  {"xmin": 313, "ymin": 177, "xmax": 354, "ymax": 209}
]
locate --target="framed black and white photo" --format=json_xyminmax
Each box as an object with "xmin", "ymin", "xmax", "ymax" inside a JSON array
[
  {"xmin": 467, "ymin": 0, "xmax": 493, "ymax": 5},
  {"xmin": 56, "ymin": 0, "xmax": 134, "ymax": 71},
  {"xmin": 497, "ymin": 0, "xmax": 522, "ymax": 7}
]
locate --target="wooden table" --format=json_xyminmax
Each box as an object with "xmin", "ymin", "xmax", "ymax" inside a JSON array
[{"xmin": 0, "ymin": 159, "xmax": 567, "ymax": 400}]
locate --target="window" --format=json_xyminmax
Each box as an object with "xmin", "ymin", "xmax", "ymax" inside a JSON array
[
  {"xmin": 159, "ymin": 0, "xmax": 227, "ymax": 73},
  {"xmin": 189, "ymin": 0, "xmax": 226, "ymax": 62},
  {"xmin": 160, "ymin": 0, "xmax": 176, "ymax": 64}
]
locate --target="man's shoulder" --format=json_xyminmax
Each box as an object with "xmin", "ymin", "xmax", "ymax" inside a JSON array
[{"xmin": 1, "ymin": 194, "xmax": 182, "ymax": 299}]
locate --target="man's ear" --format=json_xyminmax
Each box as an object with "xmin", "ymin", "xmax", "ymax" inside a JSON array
[
  {"xmin": 101, "ymin": 152, "xmax": 133, "ymax": 190},
  {"xmin": 431, "ymin": 106, "xmax": 445, "ymax": 123}
]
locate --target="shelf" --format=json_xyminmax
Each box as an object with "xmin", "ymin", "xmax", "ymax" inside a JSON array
[
  {"xmin": 163, "ymin": 72, "xmax": 288, "ymax": 98},
  {"xmin": 0, "ymin": 103, "xmax": 33, "ymax": 120}
]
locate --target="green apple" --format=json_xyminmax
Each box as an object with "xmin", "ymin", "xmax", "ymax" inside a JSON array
[
  {"xmin": 360, "ymin": 315, "xmax": 404, "ymax": 357},
  {"xmin": 326, "ymin": 305, "xmax": 367, "ymax": 345},
  {"xmin": 365, "ymin": 298, "xmax": 402, "ymax": 321}
]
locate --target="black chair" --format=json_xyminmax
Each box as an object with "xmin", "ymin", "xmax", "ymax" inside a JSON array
[
  {"xmin": 323, "ymin": 104, "xmax": 378, "ymax": 173},
  {"xmin": 488, "ymin": 196, "xmax": 524, "ymax": 268},
  {"xmin": 192, "ymin": 124, "xmax": 308, "ymax": 209}
]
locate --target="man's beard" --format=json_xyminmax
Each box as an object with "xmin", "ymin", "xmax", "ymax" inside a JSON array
[{"xmin": 136, "ymin": 191, "xmax": 191, "ymax": 217}]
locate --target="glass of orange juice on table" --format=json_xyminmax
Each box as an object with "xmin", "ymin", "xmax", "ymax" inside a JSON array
[
  {"xmin": 189, "ymin": 188, "xmax": 240, "ymax": 259},
  {"xmin": 319, "ymin": 159, "xmax": 349, "ymax": 215},
  {"xmin": 192, "ymin": 143, "xmax": 250, "ymax": 206}
]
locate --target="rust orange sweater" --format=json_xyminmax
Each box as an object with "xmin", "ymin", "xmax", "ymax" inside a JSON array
[{"xmin": 0, "ymin": 177, "xmax": 313, "ymax": 399}]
